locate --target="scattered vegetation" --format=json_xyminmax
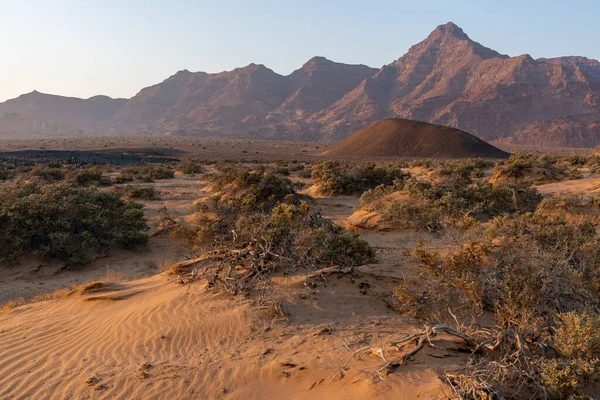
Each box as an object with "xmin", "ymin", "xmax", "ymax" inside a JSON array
[
  {"xmin": 492, "ymin": 152, "xmax": 568, "ymax": 184},
  {"xmin": 311, "ymin": 161, "xmax": 408, "ymax": 195},
  {"xmin": 121, "ymin": 185, "xmax": 159, "ymax": 200},
  {"xmin": 360, "ymin": 176, "xmax": 541, "ymax": 233},
  {"xmin": 166, "ymin": 164, "xmax": 374, "ymax": 313},
  {"xmin": 0, "ymin": 181, "xmax": 148, "ymax": 264},
  {"xmin": 390, "ymin": 191, "xmax": 600, "ymax": 398}
]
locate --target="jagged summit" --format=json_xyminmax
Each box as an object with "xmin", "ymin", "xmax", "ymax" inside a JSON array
[{"xmin": 431, "ymin": 22, "xmax": 469, "ymax": 40}]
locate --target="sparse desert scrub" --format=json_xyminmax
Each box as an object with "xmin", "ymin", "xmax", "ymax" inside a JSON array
[
  {"xmin": 67, "ymin": 166, "xmax": 112, "ymax": 186},
  {"xmin": 311, "ymin": 161, "xmax": 408, "ymax": 195},
  {"xmin": 29, "ymin": 165, "xmax": 66, "ymax": 182},
  {"xmin": 121, "ymin": 185, "xmax": 159, "ymax": 200},
  {"xmin": 207, "ymin": 166, "xmax": 299, "ymax": 212},
  {"xmin": 359, "ymin": 177, "xmax": 541, "ymax": 233},
  {"xmin": 393, "ymin": 199, "xmax": 600, "ymax": 398},
  {"xmin": 491, "ymin": 151, "xmax": 569, "ymax": 184},
  {"xmin": 177, "ymin": 161, "xmax": 204, "ymax": 175},
  {"xmin": 120, "ymin": 165, "xmax": 175, "ymax": 182},
  {"xmin": 0, "ymin": 181, "xmax": 148, "ymax": 264},
  {"xmin": 169, "ymin": 163, "xmax": 374, "ymax": 310},
  {"xmin": 431, "ymin": 158, "xmax": 494, "ymax": 185}
]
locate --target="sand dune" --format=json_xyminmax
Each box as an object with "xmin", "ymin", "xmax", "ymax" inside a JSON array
[{"xmin": 0, "ymin": 270, "xmax": 465, "ymax": 399}]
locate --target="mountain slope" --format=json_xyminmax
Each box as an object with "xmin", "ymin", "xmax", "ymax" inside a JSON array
[
  {"xmin": 1, "ymin": 22, "xmax": 600, "ymax": 146},
  {"xmin": 0, "ymin": 91, "xmax": 125, "ymax": 129},
  {"xmin": 0, "ymin": 112, "xmax": 84, "ymax": 138},
  {"xmin": 312, "ymin": 22, "xmax": 600, "ymax": 145},
  {"xmin": 106, "ymin": 59, "xmax": 377, "ymax": 136}
]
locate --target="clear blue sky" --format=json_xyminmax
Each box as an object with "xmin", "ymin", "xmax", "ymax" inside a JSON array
[{"xmin": 0, "ymin": 0, "xmax": 598, "ymax": 102}]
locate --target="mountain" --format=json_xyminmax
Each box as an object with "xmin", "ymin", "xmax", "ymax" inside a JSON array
[
  {"xmin": 311, "ymin": 22, "xmax": 600, "ymax": 145},
  {"xmin": 320, "ymin": 118, "xmax": 508, "ymax": 158},
  {"xmin": 104, "ymin": 59, "xmax": 377, "ymax": 139},
  {"xmin": 1, "ymin": 22, "xmax": 600, "ymax": 147},
  {"xmin": 0, "ymin": 113, "xmax": 84, "ymax": 138},
  {"xmin": 0, "ymin": 91, "xmax": 125, "ymax": 129}
]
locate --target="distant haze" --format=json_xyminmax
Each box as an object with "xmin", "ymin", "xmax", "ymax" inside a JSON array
[{"xmin": 1, "ymin": 0, "xmax": 599, "ymax": 102}]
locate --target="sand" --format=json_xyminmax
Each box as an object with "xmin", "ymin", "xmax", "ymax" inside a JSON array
[{"xmin": 0, "ymin": 174, "xmax": 470, "ymax": 399}]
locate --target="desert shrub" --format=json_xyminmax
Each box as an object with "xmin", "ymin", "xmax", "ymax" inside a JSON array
[
  {"xmin": 432, "ymin": 158, "xmax": 493, "ymax": 185},
  {"xmin": 274, "ymin": 165, "xmax": 290, "ymax": 176},
  {"xmin": 0, "ymin": 169, "xmax": 14, "ymax": 181},
  {"xmin": 0, "ymin": 182, "xmax": 148, "ymax": 264},
  {"xmin": 311, "ymin": 161, "xmax": 408, "ymax": 195},
  {"xmin": 409, "ymin": 159, "xmax": 435, "ymax": 169},
  {"xmin": 121, "ymin": 165, "xmax": 175, "ymax": 182},
  {"xmin": 384, "ymin": 201, "xmax": 445, "ymax": 233},
  {"xmin": 361, "ymin": 177, "xmax": 541, "ymax": 232},
  {"xmin": 30, "ymin": 166, "xmax": 65, "ymax": 182},
  {"xmin": 539, "ymin": 357, "xmax": 600, "ymax": 399},
  {"xmin": 140, "ymin": 165, "xmax": 175, "ymax": 181},
  {"xmin": 122, "ymin": 186, "xmax": 159, "ymax": 200},
  {"xmin": 311, "ymin": 161, "xmax": 356, "ymax": 195},
  {"xmin": 113, "ymin": 174, "xmax": 135, "ymax": 184},
  {"xmin": 178, "ymin": 161, "xmax": 203, "ymax": 175},
  {"xmin": 358, "ymin": 162, "xmax": 409, "ymax": 189},
  {"xmin": 67, "ymin": 167, "xmax": 111, "ymax": 186},
  {"xmin": 228, "ymin": 202, "xmax": 374, "ymax": 268},
  {"xmin": 401, "ymin": 212, "xmax": 600, "ymax": 397},
  {"xmin": 409, "ymin": 208, "xmax": 600, "ymax": 329},
  {"xmin": 287, "ymin": 162, "xmax": 305, "ymax": 173},
  {"xmin": 209, "ymin": 167, "xmax": 298, "ymax": 212},
  {"xmin": 554, "ymin": 312, "xmax": 600, "ymax": 359},
  {"xmin": 296, "ymin": 165, "xmax": 313, "ymax": 179},
  {"xmin": 537, "ymin": 311, "xmax": 600, "ymax": 398},
  {"xmin": 565, "ymin": 154, "xmax": 588, "ymax": 166},
  {"xmin": 493, "ymin": 152, "xmax": 568, "ymax": 184}
]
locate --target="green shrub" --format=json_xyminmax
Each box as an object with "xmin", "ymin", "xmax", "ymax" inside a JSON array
[
  {"xmin": 178, "ymin": 162, "xmax": 203, "ymax": 175},
  {"xmin": 361, "ymin": 177, "xmax": 541, "ymax": 232},
  {"xmin": 113, "ymin": 174, "xmax": 135, "ymax": 184},
  {"xmin": 232, "ymin": 202, "xmax": 374, "ymax": 268},
  {"xmin": 122, "ymin": 186, "xmax": 159, "ymax": 200},
  {"xmin": 30, "ymin": 166, "xmax": 65, "ymax": 182},
  {"xmin": 210, "ymin": 167, "xmax": 298, "ymax": 212},
  {"xmin": 68, "ymin": 167, "xmax": 111, "ymax": 186},
  {"xmin": 0, "ymin": 182, "xmax": 148, "ymax": 264},
  {"xmin": 432, "ymin": 158, "xmax": 493, "ymax": 185},
  {"xmin": 311, "ymin": 161, "xmax": 408, "ymax": 195}
]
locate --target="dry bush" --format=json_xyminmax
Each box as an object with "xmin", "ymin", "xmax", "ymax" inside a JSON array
[
  {"xmin": 178, "ymin": 161, "xmax": 204, "ymax": 175},
  {"xmin": 120, "ymin": 165, "xmax": 175, "ymax": 182},
  {"xmin": 170, "ymin": 164, "xmax": 374, "ymax": 311},
  {"xmin": 67, "ymin": 166, "xmax": 112, "ymax": 186},
  {"xmin": 359, "ymin": 177, "xmax": 541, "ymax": 233},
  {"xmin": 0, "ymin": 181, "xmax": 148, "ymax": 264},
  {"xmin": 492, "ymin": 152, "xmax": 569, "ymax": 185},
  {"xmin": 311, "ymin": 161, "xmax": 409, "ymax": 195},
  {"xmin": 432, "ymin": 158, "xmax": 494, "ymax": 185},
  {"xmin": 121, "ymin": 185, "xmax": 159, "ymax": 200},
  {"xmin": 396, "ymin": 197, "xmax": 600, "ymax": 398}
]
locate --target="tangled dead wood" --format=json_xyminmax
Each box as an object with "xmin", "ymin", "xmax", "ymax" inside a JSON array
[{"xmin": 337, "ymin": 323, "xmax": 542, "ymax": 398}]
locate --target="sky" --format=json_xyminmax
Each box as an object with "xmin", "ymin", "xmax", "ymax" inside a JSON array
[{"xmin": 0, "ymin": 0, "xmax": 598, "ymax": 102}]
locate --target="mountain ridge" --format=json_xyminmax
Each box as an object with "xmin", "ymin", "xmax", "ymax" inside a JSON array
[{"xmin": 2, "ymin": 22, "xmax": 600, "ymax": 147}]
